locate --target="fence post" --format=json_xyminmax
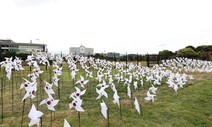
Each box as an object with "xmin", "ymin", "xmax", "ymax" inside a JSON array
[
  {"xmin": 146, "ymin": 54, "xmax": 149, "ymax": 67},
  {"xmin": 126, "ymin": 52, "xmax": 128, "ymax": 68},
  {"xmin": 157, "ymin": 54, "xmax": 160, "ymax": 65},
  {"xmin": 137, "ymin": 52, "xmax": 138, "ymax": 66},
  {"xmin": 0, "ymin": 44, "xmax": 2, "ymax": 62}
]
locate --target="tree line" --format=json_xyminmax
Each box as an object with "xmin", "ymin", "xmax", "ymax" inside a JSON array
[
  {"xmin": 0, "ymin": 45, "xmax": 211, "ymax": 62},
  {"xmin": 159, "ymin": 45, "xmax": 212, "ymax": 60}
]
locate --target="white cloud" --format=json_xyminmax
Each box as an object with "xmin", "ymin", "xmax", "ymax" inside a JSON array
[
  {"xmin": 12, "ymin": 0, "xmax": 58, "ymax": 7},
  {"xmin": 0, "ymin": 0, "xmax": 212, "ymax": 54}
]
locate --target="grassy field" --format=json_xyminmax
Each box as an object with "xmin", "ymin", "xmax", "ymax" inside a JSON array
[{"xmin": 0, "ymin": 62, "xmax": 211, "ymax": 127}]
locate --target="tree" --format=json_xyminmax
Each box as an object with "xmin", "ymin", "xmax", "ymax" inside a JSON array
[
  {"xmin": 159, "ymin": 50, "xmax": 174, "ymax": 56},
  {"xmin": 0, "ymin": 51, "xmax": 30, "ymax": 61},
  {"xmin": 176, "ymin": 48, "xmax": 199, "ymax": 57},
  {"xmin": 3, "ymin": 51, "xmax": 16, "ymax": 59},
  {"xmin": 195, "ymin": 45, "xmax": 212, "ymax": 52},
  {"xmin": 185, "ymin": 45, "xmax": 195, "ymax": 51},
  {"xmin": 93, "ymin": 53, "xmax": 104, "ymax": 59}
]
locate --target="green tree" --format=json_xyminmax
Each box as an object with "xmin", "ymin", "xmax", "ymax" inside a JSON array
[
  {"xmin": 176, "ymin": 48, "xmax": 199, "ymax": 57},
  {"xmin": 159, "ymin": 50, "xmax": 173, "ymax": 56},
  {"xmin": 195, "ymin": 45, "xmax": 212, "ymax": 52},
  {"xmin": 185, "ymin": 45, "xmax": 196, "ymax": 51},
  {"xmin": 93, "ymin": 53, "xmax": 104, "ymax": 59},
  {"xmin": 4, "ymin": 51, "xmax": 16, "ymax": 59}
]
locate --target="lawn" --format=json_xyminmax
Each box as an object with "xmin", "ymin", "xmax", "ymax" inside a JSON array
[{"xmin": 0, "ymin": 61, "xmax": 211, "ymax": 127}]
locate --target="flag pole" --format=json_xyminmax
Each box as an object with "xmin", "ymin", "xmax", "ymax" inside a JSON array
[
  {"xmin": 107, "ymin": 107, "xmax": 110, "ymax": 127},
  {"xmin": 50, "ymin": 110, "xmax": 52, "ymax": 127},
  {"xmin": 78, "ymin": 111, "xmax": 81, "ymax": 127},
  {"xmin": 11, "ymin": 71, "xmax": 14, "ymax": 112},
  {"xmin": 58, "ymin": 81, "xmax": 60, "ymax": 99},
  {"xmin": 119, "ymin": 98, "xmax": 122, "ymax": 119},
  {"xmin": 1, "ymin": 78, "xmax": 3, "ymax": 123},
  {"xmin": 21, "ymin": 99, "xmax": 25, "ymax": 127},
  {"xmin": 40, "ymin": 117, "xmax": 43, "ymax": 127}
]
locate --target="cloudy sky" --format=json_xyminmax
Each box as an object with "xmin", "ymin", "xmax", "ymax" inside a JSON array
[{"xmin": 0, "ymin": 0, "xmax": 212, "ymax": 54}]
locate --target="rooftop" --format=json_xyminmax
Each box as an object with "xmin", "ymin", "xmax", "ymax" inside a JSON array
[{"xmin": 0, "ymin": 39, "xmax": 46, "ymax": 46}]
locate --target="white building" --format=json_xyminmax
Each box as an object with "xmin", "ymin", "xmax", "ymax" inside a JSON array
[
  {"xmin": 0, "ymin": 39, "xmax": 47, "ymax": 54},
  {"xmin": 69, "ymin": 45, "xmax": 94, "ymax": 56}
]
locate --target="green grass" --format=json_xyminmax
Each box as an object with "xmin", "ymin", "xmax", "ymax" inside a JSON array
[{"xmin": 0, "ymin": 63, "xmax": 211, "ymax": 127}]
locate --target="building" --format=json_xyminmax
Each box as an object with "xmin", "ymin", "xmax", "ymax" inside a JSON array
[
  {"xmin": 0, "ymin": 39, "xmax": 47, "ymax": 54},
  {"xmin": 69, "ymin": 45, "xmax": 94, "ymax": 56},
  {"xmin": 107, "ymin": 52, "xmax": 120, "ymax": 58}
]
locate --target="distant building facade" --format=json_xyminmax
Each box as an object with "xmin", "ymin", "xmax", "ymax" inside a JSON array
[
  {"xmin": 69, "ymin": 45, "xmax": 94, "ymax": 56},
  {"xmin": 0, "ymin": 39, "xmax": 47, "ymax": 54},
  {"xmin": 107, "ymin": 52, "xmax": 120, "ymax": 58}
]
